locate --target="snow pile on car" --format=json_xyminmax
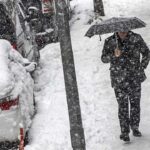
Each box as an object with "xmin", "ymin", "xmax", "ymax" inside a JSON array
[
  {"xmin": 0, "ymin": 40, "xmax": 15, "ymax": 99},
  {"xmin": 0, "ymin": 39, "xmax": 34, "ymax": 141}
]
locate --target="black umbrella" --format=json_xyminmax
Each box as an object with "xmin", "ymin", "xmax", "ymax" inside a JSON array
[{"xmin": 85, "ymin": 17, "xmax": 146, "ymax": 38}]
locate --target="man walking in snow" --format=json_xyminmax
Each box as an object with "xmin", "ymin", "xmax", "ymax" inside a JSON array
[{"xmin": 101, "ymin": 31, "xmax": 150, "ymax": 142}]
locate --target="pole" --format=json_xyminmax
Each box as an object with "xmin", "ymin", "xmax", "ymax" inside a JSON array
[
  {"xmin": 93, "ymin": 0, "xmax": 105, "ymax": 16},
  {"xmin": 55, "ymin": 0, "xmax": 86, "ymax": 150}
]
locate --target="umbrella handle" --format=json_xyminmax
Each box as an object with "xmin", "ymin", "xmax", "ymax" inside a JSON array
[{"xmin": 115, "ymin": 33, "xmax": 119, "ymax": 48}]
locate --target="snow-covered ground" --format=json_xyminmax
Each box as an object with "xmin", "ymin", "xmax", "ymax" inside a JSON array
[{"xmin": 25, "ymin": 0, "xmax": 150, "ymax": 150}]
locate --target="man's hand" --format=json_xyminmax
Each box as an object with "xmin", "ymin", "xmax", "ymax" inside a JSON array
[{"xmin": 114, "ymin": 48, "xmax": 121, "ymax": 57}]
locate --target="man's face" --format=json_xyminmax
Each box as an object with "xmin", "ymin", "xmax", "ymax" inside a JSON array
[{"xmin": 118, "ymin": 32, "xmax": 128, "ymax": 40}]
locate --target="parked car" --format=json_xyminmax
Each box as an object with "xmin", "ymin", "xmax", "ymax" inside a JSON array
[{"xmin": 0, "ymin": 39, "xmax": 35, "ymax": 149}]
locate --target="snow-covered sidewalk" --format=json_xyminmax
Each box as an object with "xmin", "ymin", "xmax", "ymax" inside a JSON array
[{"xmin": 25, "ymin": 0, "xmax": 150, "ymax": 150}]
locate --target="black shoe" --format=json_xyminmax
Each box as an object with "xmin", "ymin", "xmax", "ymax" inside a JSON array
[
  {"xmin": 132, "ymin": 129, "xmax": 142, "ymax": 137},
  {"xmin": 120, "ymin": 133, "xmax": 130, "ymax": 142}
]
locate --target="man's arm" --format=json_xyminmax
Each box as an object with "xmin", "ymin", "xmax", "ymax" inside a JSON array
[
  {"xmin": 139, "ymin": 35, "xmax": 150, "ymax": 69},
  {"xmin": 101, "ymin": 39, "xmax": 111, "ymax": 63}
]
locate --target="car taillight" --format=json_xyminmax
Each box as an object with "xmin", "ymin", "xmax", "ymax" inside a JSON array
[
  {"xmin": 12, "ymin": 43, "xmax": 17, "ymax": 50},
  {"xmin": 0, "ymin": 96, "xmax": 19, "ymax": 111}
]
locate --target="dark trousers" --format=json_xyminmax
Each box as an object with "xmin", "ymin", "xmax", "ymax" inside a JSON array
[{"xmin": 114, "ymin": 81, "xmax": 141, "ymax": 134}]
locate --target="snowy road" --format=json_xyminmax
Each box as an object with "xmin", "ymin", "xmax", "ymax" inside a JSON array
[{"xmin": 25, "ymin": 0, "xmax": 150, "ymax": 150}]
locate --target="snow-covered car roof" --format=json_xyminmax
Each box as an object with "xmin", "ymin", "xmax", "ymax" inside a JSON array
[
  {"xmin": 0, "ymin": 39, "xmax": 33, "ymax": 98},
  {"xmin": 0, "ymin": 40, "xmax": 15, "ymax": 98}
]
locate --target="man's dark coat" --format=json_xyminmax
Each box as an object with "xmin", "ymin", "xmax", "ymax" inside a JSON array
[{"xmin": 101, "ymin": 31, "xmax": 150, "ymax": 88}]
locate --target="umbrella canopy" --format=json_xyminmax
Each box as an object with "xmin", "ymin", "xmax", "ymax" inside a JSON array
[{"xmin": 85, "ymin": 17, "xmax": 146, "ymax": 38}]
